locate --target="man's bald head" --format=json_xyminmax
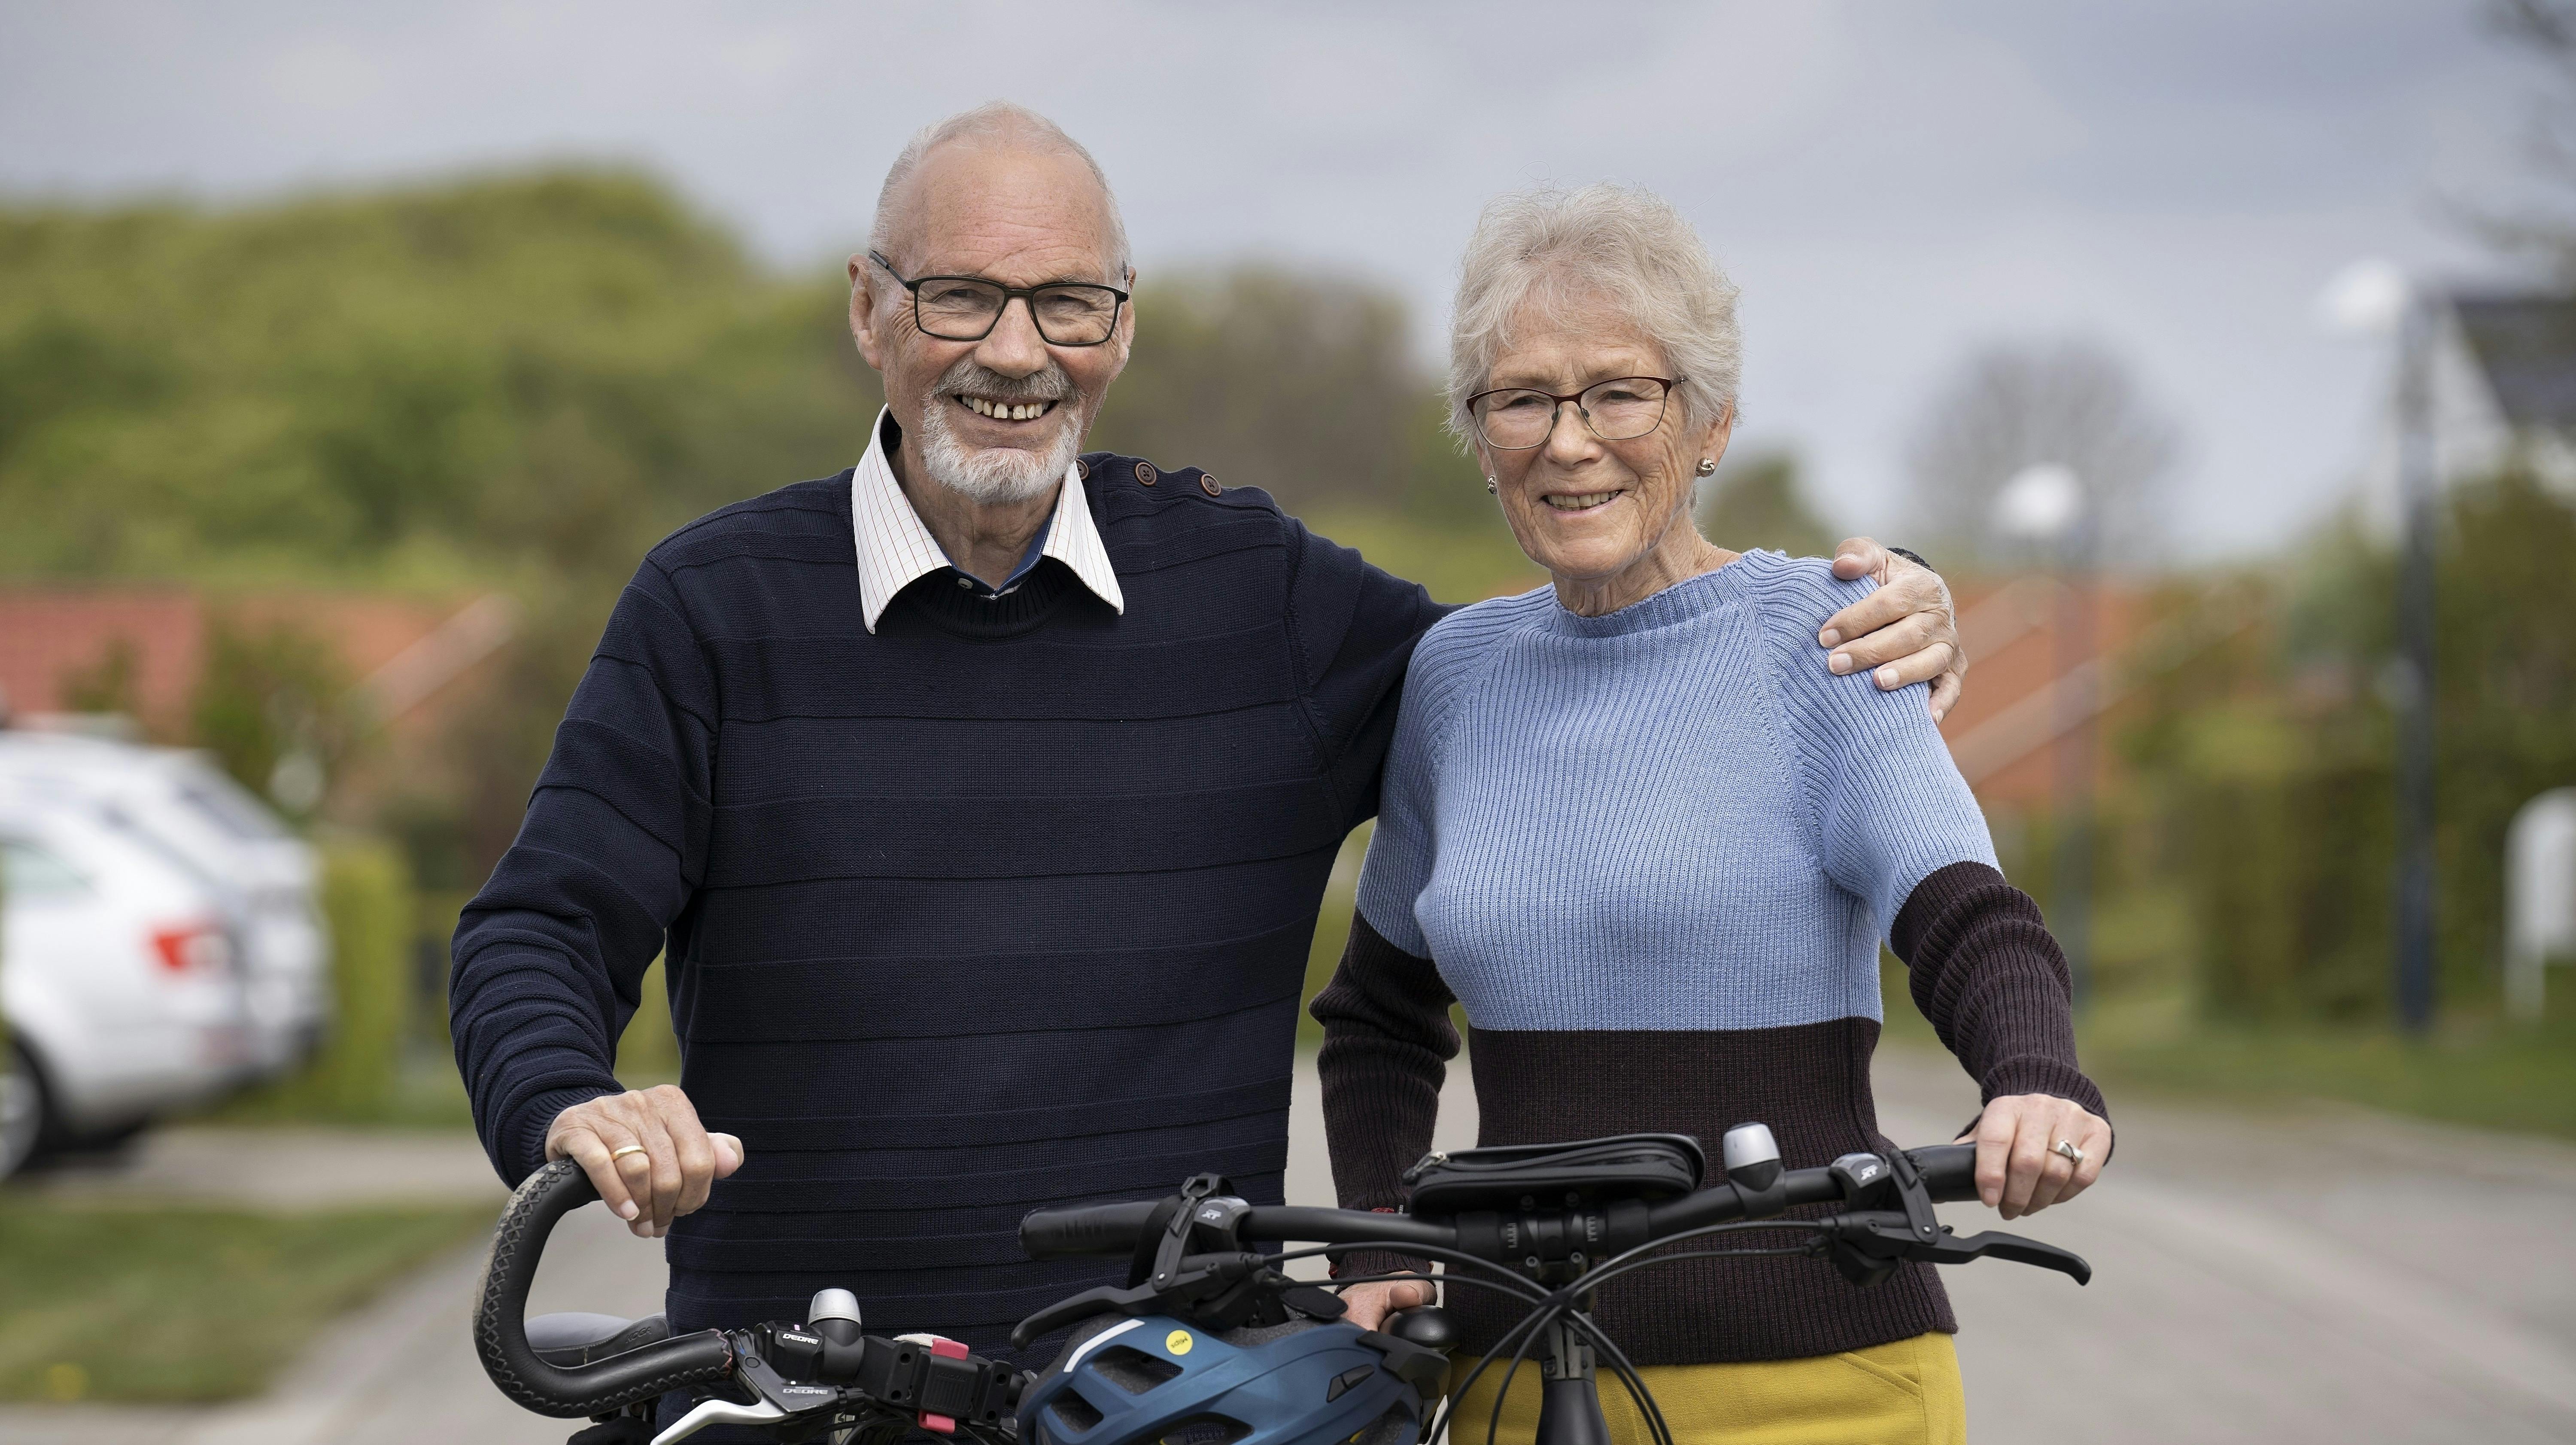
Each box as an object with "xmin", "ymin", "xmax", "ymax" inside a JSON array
[{"xmin": 868, "ymin": 101, "xmax": 1130, "ymax": 279}]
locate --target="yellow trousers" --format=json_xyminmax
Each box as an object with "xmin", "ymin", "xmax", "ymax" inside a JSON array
[{"xmin": 1446, "ymin": 1332, "xmax": 1965, "ymax": 1445}]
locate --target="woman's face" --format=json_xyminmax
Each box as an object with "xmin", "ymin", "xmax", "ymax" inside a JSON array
[{"xmin": 1476, "ymin": 293, "xmax": 1730, "ymax": 594}]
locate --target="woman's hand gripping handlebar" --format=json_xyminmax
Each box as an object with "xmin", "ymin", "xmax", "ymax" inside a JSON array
[{"xmin": 475, "ymin": 1159, "xmax": 1027, "ymax": 1445}]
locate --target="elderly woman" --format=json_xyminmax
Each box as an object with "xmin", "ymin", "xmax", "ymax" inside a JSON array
[{"xmin": 1312, "ymin": 184, "xmax": 2110, "ymax": 1445}]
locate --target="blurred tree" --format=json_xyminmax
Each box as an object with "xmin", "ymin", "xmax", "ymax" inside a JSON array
[
  {"xmin": 1089, "ymin": 265, "xmax": 1421, "ymax": 510},
  {"xmin": 57, "ymin": 638, "xmax": 143, "ymax": 720},
  {"xmin": 1905, "ymin": 338, "xmax": 2179, "ymax": 573},
  {"xmin": 1697, "ymin": 450, "xmax": 1835, "ymax": 557},
  {"xmin": 190, "ymin": 616, "xmax": 348, "ymax": 818},
  {"xmin": 2120, "ymin": 467, "xmax": 2576, "ymax": 1022},
  {"xmin": 2484, "ymin": 0, "xmax": 2576, "ymax": 266},
  {"xmin": 2432, "ymin": 467, "xmax": 2576, "ymax": 987},
  {"xmin": 0, "ymin": 170, "xmax": 875, "ymax": 582}
]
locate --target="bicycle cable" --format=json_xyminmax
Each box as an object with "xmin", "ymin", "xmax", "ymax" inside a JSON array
[{"xmin": 1432, "ymin": 1220, "xmax": 1829, "ymax": 1445}]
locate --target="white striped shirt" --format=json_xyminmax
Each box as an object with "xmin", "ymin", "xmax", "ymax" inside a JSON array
[{"xmin": 849, "ymin": 407, "xmax": 1125, "ymax": 633}]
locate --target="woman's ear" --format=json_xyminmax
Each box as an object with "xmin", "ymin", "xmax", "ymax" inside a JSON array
[{"xmin": 1698, "ymin": 402, "xmax": 1735, "ymax": 472}]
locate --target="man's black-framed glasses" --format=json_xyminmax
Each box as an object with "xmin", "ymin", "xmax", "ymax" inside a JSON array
[
  {"xmin": 1465, "ymin": 375, "xmax": 1683, "ymax": 449},
  {"xmin": 869, "ymin": 250, "xmax": 1129, "ymax": 347}
]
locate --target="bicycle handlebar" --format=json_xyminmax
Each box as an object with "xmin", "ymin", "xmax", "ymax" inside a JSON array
[
  {"xmin": 473, "ymin": 1159, "xmax": 738, "ymax": 1418},
  {"xmin": 1909, "ymin": 1142, "xmax": 1980, "ymax": 1200},
  {"xmin": 1019, "ymin": 1143, "xmax": 1985, "ymax": 1262}
]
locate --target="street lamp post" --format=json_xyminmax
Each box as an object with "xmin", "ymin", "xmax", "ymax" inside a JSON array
[
  {"xmin": 2391, "ymin": 295, "xmax": 2439, "ymax": 1034},
  {"xmin": 2321, "ymin": 258, "xmax": 2438, "ymax": 1034}
]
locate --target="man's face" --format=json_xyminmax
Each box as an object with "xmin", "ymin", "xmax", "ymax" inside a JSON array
[{"xmin": 851, "ymin": 143, "xmax": 1133, "ymax": 502}]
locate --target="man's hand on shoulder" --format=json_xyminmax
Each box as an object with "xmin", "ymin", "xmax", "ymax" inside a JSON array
[
  {"xmin": 547, "ymin": 1086, "xmax": 745, "ymax": 1239},
  {"xmin": 1819, "ymin": 537, "xmax": 1967, "ymax": 723}
]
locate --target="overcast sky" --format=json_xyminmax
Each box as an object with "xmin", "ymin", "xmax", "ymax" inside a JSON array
[{"xmin": 0, "ymin": 0, "xmax": 2555, "ymax": 556}]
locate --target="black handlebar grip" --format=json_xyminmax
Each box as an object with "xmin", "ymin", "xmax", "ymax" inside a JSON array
[
  {"xmin": 1905, "ymin": 1144, "xmax": 1981, "ymax": 1204},
  {"xmin": 473, "ymin": 1158, "xmax": 736, "ymax": 1418},
  {"xmin": 1020, "ymin": 1200, "xmax": 1163, "ymax": 1259}
]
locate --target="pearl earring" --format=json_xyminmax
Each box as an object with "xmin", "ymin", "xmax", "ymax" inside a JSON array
[{"xmin": 1695, "ymin": 459, "xmax": 1717, "ymax": 477}]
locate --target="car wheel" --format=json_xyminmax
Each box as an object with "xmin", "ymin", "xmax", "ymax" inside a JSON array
[{"xmin": 0, "ymin": 1045, "xmax": 42, "ymax": 1183}]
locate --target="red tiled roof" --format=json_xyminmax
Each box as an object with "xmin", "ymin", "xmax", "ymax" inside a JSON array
[{"xmin": 0, "ymin": 589, "xmax": 477, "ymax": 739}]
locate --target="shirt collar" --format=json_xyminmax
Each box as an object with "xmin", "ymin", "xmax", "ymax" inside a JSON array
[{"xmin": 849, "ymin": 407, "xmax": 1125, "ymax": 633}]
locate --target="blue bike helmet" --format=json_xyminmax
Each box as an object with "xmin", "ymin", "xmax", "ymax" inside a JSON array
[{"xmin": 1022, "ymin": 1314, "xmax": 1423, "ymax": 1445}]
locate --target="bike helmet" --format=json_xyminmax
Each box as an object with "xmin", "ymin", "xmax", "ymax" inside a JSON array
[{"xmin": 1021, "ymin": 1314, "xmax": 1422, "ymax": 1445}]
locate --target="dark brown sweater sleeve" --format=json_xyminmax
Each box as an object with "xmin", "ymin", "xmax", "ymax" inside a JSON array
[
  {"xmin": 1309, "ymin": 911, "xmax": 1458, "ymax": 1278},
  {"xmin": 1892, "ymin": 861, "xmax": 2109, "ymax": 1125}
]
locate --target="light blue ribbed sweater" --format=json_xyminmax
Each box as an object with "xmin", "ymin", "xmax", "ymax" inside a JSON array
[{"xmin": 1352, "ymin": 551, "xmax": 1998, "ymax": 1032}]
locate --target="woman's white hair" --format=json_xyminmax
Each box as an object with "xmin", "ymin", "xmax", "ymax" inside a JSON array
[
  {"xmin": 869, "ymin": 101, "xmax": 1131, "ymax": 279},
  {"xmin": 1447, "ymin": 183, "xmax": 1741, "ymax": 445}
]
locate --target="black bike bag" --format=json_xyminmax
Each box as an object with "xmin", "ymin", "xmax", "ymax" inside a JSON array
[{"xmin": 1398, "ymin": 1133, "xmax": 1705, "ymax": 1217}]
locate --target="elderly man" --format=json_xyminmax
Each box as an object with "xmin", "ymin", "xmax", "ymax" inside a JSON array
[{"xmin": 449, "ymin": 102, "xmax": 1965, "ymax": 1381}]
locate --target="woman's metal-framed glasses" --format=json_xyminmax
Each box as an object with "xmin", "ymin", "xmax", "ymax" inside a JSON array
[
  {"xmin": 868, "ymin": 251, "xmax": 1129, "ymax": 347},
  {"xmin": 1465, "ymin": 376, "xmax": 1683, "ymax": 450}
]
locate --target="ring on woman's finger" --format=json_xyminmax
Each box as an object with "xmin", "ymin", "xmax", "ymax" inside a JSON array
[
  {"xmin": 2051, "ymin": 1139, "xmax": 2084, "ymax": 1167},
  {"xmin": 611, "ymin": 1144, "xmax": 649, "ymax": 1165}
]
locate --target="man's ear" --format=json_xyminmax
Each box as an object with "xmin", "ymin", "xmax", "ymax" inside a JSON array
[{"xmin": 849, "ymin": 256, "xmax": 888, "ymax": 371}]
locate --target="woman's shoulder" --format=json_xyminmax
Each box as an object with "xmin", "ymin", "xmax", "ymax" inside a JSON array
[
  {"xmin": 1401, "ymin": 586, "xmax": 1552, "ymax": 718},
  {"xmin": 1721, "ymin": 551, "xmax": 1893, "ymax": 707},
  {"xmin": 1414, "ymin": 585, "xmax": 1552, "ymax": 666},
  {"xmin": 1725, "ymin": 549, "xmax": 1875, "ymax": 633}
]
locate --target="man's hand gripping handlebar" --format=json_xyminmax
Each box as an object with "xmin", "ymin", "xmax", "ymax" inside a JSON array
[{"xmin": 475, "ymin": 1159, "xmax": 1027, "ymax": 1445}]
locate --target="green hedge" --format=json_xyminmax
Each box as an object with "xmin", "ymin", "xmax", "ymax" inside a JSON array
[{"xmin": 216, "ymin": 836, "xmax": 413, "ymax": 1121}]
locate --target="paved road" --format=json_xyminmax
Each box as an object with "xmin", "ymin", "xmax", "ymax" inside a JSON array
[
  {"xmin": 6, "ymin": 1053, "xmax": 2575, "ymax": 1444},
  {"xmin": 1868, "ymin": 1048, "xmax": 2576, "ymax": 1444},
  {"xmin": 13, "ymin": 1125, "xmax": 513, "ymax": 1213}
]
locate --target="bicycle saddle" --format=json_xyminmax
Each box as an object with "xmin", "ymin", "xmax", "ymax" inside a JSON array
[{"xmin": 525, "ymin": 1311, "xmax": 672, "ymax": 1368}]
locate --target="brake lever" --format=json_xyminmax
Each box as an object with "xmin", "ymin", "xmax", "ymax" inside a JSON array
[
  {"xmin": 1009, "ymin": 1254, "xmax": 1271, "ymax": 1348},
  {"xmin": 1815, "ymin": 1211, "xmax": 2091, "ymax": 1287},
  {"xmin": 1933, "ymin": 1229, "xmax": 2092, "ymax": 1285},
  {"xmin": 648, "ymin": 1396, "xmax": 785, "ymax": 1445},
  {"xmin": 1011, "ymin": 1284, "xmax": 1143, "ymax": 1350},
  {"xmin": 647, "ymin": 1333, "xmax": 849, "ymax": 1445}
]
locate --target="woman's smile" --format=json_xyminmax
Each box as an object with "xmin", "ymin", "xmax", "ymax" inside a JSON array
[{"xmin": 1540, "ymin": 486, "xmax": 1625, "ymax": 515}]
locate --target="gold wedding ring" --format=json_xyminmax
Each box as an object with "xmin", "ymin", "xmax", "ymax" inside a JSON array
[
  {"xmin": 2052, "ymin": 1139, "xmax": 2084, "ymax": 1167},
  {"xmin": 610, "ymin": 1144, "xmax": 649, "ymax": 1164}
]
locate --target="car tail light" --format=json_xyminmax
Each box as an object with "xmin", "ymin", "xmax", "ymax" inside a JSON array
[{"xmin": 149, "ymin": 921, "xmax": 235, "ymax": 976}]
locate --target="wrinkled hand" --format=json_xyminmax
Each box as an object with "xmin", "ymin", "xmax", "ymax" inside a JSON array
[
  {"xmin": 1822, "ymin": 538, "xmax": 1967, "ymax": 722},
  {"xmin": 1956, "ymin": 1094, "xmax": 2110, "ymax": 1221},
  {"xmin": 547, "ymin": 1086, "xmax": 746, "ymax": 1239},
  {"xmin": 1336, "ymin": 1277, "xmax": 1435, "ymax": 1331}
]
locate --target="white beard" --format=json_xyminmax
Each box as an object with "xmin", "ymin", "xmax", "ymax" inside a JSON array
[{"xmin": 916, "ymin": 397, "xmax": 1080, "ymax": 505}]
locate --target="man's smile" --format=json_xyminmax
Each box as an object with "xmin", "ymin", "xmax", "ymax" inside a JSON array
[{"xmin": 956, "ymin": 393, "xmax": 1060, "ymax": 423}]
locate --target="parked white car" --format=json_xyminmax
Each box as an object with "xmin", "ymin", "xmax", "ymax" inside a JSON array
[
  {"xmin": 0, "ymin": 733, "xmax": 330, "ymax": 1078},
  {"xmin": 1, "ymin": 787, "xmax": 254, "ymax": 1178}
]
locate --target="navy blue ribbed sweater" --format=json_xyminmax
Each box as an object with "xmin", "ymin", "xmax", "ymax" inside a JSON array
[{"xmin": 449, "ymin": 453, "xmax": 1442, "ymax": 1360}]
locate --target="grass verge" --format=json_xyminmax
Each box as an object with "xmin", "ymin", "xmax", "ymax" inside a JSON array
[
  {"xmin": 2079, "ymin": 1025, "xmax": 2576, "ymax": 1140},
  {"xmin": 0, "ymin": 1199, "xmax": 490, "ymax": 1403},
  {"xmin": 1879, "ymin": 956, "xmax": 2576, "ymax": 1141}
]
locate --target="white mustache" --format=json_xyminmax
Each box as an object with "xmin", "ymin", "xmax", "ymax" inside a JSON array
[{"xmin": 936, "ymin": 358, "xmax": 1071, "ymax": 403}]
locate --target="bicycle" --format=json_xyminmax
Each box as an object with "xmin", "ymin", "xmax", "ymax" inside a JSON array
[{"xmin": 475, "ymin": 1123, "xmax": 2088, "ymax": 1445}]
